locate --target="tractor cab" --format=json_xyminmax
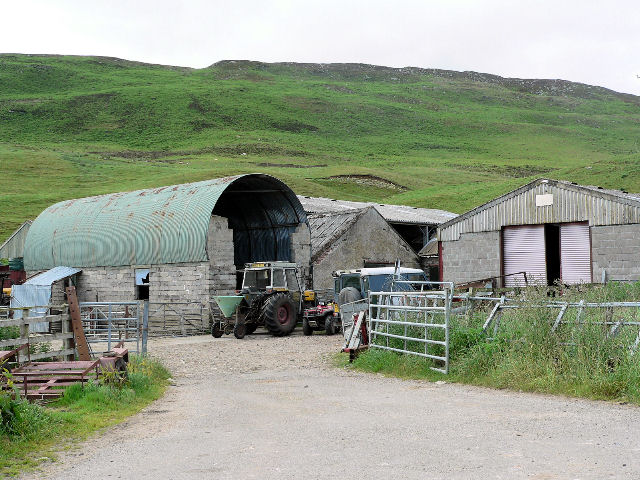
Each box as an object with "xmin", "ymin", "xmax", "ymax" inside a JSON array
[{"xmin": 332, "ymin": 266, "xmax": 428, "ymax": 305}]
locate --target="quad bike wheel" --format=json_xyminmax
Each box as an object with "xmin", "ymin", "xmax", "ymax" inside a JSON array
[
  {"xmin": 262, "ymin": 293, "xmax": 297, "ymax": 336},
  {"xmin": 211, "ymin": 321, "xmax": 224, "ymax": 338},
  {"xmin": 325, "ymin": 315, "xmax": 336, "ymax": 336},
  {"xmin": 302, "ymin": 317, "xmax": 313, "ymax": 336}
]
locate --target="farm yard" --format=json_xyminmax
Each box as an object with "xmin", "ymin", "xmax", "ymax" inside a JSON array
[
  {"xmin": 19, "ymin": 332, "xmax": 640, "ymax": 480},
  {"xmin": 1, "ymin": 20, "xmax": 640, "ymax": 480}
]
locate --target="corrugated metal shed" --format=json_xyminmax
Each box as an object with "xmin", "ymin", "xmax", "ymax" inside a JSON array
[
  {"xmin": 24, "ymin": 174, "xmax": 307, "ymax": 270},
  {"xmin": 308, "ymin": 209, "xmax": 364, "ymax": 262},
  {"xmin": 438, "ymin": 179, "xmax": 640, "ymax": 242},
  {"xmin": 25, "ymin": 266, "xmax": 82, "ymax": 285},
  {"xmin": 0, "ymin": 221, "xmax": 32, "ymax": 259},
  {"xmin": 298, "ymin": 196, "xmax": 457, "ymax": 225}
]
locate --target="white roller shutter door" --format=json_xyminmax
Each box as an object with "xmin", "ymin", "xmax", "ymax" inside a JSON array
[
  {"xmin": 503, "ymin": 225, "xmax": 547, "ymax": 287},
  {"xmin": 560, "ymin": 222, "xmax": 591, "ymax": 284}
]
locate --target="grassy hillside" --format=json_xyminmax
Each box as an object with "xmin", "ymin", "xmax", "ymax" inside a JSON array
[{"xmin": 1, "ymin": 54, "xmax": 639, "ymax": 239}]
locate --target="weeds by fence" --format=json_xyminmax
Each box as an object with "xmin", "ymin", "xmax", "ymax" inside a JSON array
[{"xmin": 355, "ymin": 282, "xmax": 640, "ymax": 404}]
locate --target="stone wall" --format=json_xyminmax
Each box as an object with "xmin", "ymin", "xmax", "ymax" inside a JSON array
[
  {"xmin": 313, "ymin": 208, "xmax": 421, "ymax": 290},
  {"xmin": 75, "ymin": 263, "xmax": 211, "ymax": 305},
  {"xmin": 149, "ymin": 263, "xmax": 211, "ymax": 305},
  {"xmin": 591, "ymin": 224, "xmax": 640, "ymax": 282},
  {"xmin": 441, "ymin": 231, "xmax": 501, "ymax": 284},
  {"xmin": 207, "ymin": 215, "xmax": 236, "ymax": 295},
  {"xmin": 75, "ymin": 266, "xmax": 137, "ymax": 303},
  {"xmin": 291, "ymin": 223, "xmax": 312, "ymax": 288}
]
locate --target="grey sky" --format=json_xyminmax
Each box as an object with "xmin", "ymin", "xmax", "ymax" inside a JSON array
[{"xmin": 3, "ymin": 0, "xmax": 639, "ymax": 95}]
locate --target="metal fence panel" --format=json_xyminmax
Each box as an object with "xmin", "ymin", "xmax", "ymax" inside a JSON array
[
  {"xmin": 79, "ymin": 301, "xmax": 145, "ymax": 355},
  {"xmin": 368, "ymin": 286, "xmax": 451, "ymax": 374}
]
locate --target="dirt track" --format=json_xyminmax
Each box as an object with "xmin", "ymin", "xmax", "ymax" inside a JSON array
[{"xmin": 23, "ymin": 332, "xmax": 640, "ymax": 480}]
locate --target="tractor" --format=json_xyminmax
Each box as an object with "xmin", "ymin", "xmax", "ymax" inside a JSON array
[
  {"xmin": 211, "ymin": 261, "xmax": 316, "ymax": 339},
  {"xmin": 332, "ymin": 266, "xmax": 429, "ymax": 310}
]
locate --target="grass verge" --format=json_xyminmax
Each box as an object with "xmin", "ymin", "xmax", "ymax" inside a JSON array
[
  {"xmin": 0, "ymin": 355, "xmax": 170, "ymax": 477},
  {"xmin": 347, "ymin": 283, "xmax": 640, "ymax": 405}
]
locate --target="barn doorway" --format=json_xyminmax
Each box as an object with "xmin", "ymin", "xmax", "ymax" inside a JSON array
[
  {"xmin": 544, "ymin": 224, "xmax": 561, "ymax": 286},
  {"xmin": 210, "ymin": 175, "xmax": 309, "ymax": 288},
  {"xmin": 502, "ymin": 222, "xmax": 591, "ymax": 287}
]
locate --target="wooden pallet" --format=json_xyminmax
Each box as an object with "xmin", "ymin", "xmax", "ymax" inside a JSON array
[{"xmin": 10, "ymin": 360, "xmax": 100, "ymax": 401}]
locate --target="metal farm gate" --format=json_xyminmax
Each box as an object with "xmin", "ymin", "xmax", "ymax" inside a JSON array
[
  {"xmin": 367, "ymin": 283, "xmax": 453, "ymax": 374},
  {"xmin": 79, "ymin": 301, "xmax": 148, "ymax": 355}
]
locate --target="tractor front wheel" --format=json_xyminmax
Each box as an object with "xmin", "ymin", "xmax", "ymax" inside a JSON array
[
  {"xmin": 262, "ymin": 293, "xmax": 297, "ymax": 336},
  {"xmin": 244, "ymin": 323, "xmax": 258, "ymax": 335}
]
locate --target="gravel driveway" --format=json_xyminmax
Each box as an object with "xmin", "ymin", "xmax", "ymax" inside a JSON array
[{"xmin": 23, "ymin": 332, "xmax": 640, "ymax": 480}]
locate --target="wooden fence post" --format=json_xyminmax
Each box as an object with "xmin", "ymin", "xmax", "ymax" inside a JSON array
[{"xmin": 66, "ymin": 286, "xmax": 90, "ymax": 360}]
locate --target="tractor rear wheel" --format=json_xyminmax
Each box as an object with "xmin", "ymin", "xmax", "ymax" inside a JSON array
[{"xmin": 262, "ymin": 293, "xmax": 297, "ymax": 336}]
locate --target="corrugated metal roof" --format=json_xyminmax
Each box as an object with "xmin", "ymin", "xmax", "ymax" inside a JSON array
[
  {"xmin": 25, "ymin": 266, "xmax": 81, "ymax": 286},
  {"xmin": 0, "ymin": 221, "xmax": 32, "ymax": 259},
  {"xmin": 308, "ymin": 209, "xmax": 365, "ymax": 262},
  {"xmin": 418, "ymin": 238, "xmax": 438, "ymax": 257},
  {"xmin": 438, "ymin": 179, "xmax": 640, "ymax": 242},
  {"xmin": 298, "ymin": 196, "xmax": 457, "ymax": 225},
  {"xmin": 24, "ymin": 174, "xmax": 307, "ymax": 270}
]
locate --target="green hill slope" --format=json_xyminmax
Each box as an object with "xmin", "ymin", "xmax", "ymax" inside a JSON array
[{"xmin": 1, "ymin": 54, "xmax": 639, "ymax": 239}]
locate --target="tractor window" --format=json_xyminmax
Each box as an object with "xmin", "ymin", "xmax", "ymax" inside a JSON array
[
  {"xmin": 272, "ymin": 269, "xmax": 285, "ymax": 288},
  {"xmin": 285, "ymin": 269, "xmax": 299, "ymax": 292},
  {"xmin": 365, "ymin": 275, "xmax": 393, "ymax": 293},
  {"xmin": 401, "ymin": 272, "xmax": 428, "ymax": 282},
  {"xmin": 243, "ymin": 269, "xmax": 270, "ymax": 290},
  {"xmin": 341, "ymin": 275, "xmax": 361, "ymax": 291},
  {"xmin": 395, "ymin": 272, "xmax": 428, "ymax": 291}
]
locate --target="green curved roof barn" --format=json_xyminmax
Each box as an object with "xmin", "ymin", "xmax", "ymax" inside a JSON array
[{"xmin": 24, "ymin": 174, "xmax": 307, "ymax": 270}]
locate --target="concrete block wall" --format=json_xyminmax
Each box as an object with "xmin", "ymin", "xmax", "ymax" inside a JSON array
[
  {"xmin": 313, "ymin": 208, "xmax": 421, "ymax": 290},
  {"xmin": 50, "ymin": 279, "xmax": 69, "ymax": 306},
  {"xmin": 207, "ymin": 215, "xmax": 236, "ymax": 295},
  {"xmin": 591, "ymin": 224, "xmax": 640, "ymax": 282},
  {"xmin": 441, "ymin": 231, "xmax": 501, "ymax": 284},
  {"xmin": 75, "ymin": 262, "xmax": 212, "ymax": 305},
  {"xmin": 76, "ymin": 266, "xmax": 137, "ymax": 303},
  {"xmin": 149, "ymin": 262, "xmax": 210, "ymax": 305},
  {"xmin": 291, "ymin": 224, "xmax": 312, "ymax": 288}
]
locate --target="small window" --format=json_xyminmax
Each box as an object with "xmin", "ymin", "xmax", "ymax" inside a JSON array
[
  {"xmin": 285, "ymin": 269, "xmax": 299, "ymax": 291},
  {"xmin": 272, "ymin": 269, "xmax": 285, "ymax": 288},
  {"xmin": 135, "ymin": 269, "xmax": 150, "ymax": 300}
]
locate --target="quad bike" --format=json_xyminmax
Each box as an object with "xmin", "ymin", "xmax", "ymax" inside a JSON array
[{"xmin": 302, "ymin": 302, "xmax": 339, "ymax": 336}]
